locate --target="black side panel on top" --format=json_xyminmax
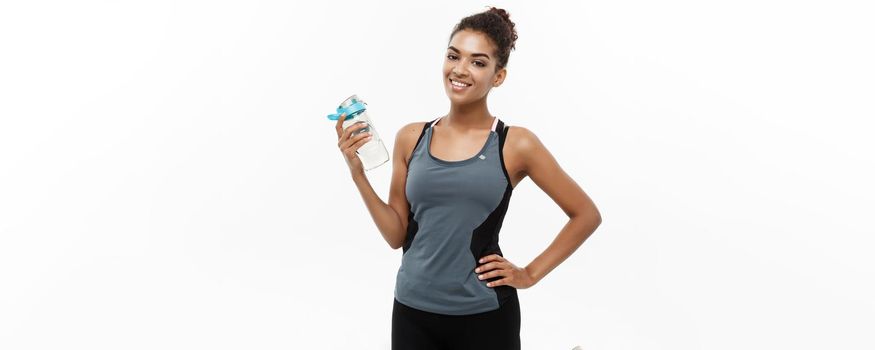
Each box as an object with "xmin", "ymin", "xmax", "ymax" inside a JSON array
[{"xmin": 470, "ymin": 119, "xmax": 518, "ymax": 306}]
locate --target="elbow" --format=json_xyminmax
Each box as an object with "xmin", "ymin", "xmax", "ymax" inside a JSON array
[
  {"xmin": 389, "ymin": 233, "xmax": 406, "ymax": 251},
  {"xmin": 590, "ymin": 207, "xmax": 602, "ymax": 226},
  {"xmin": 572, "ymin": 207, "xmax": 602, "ymax": 227},
  {"xmin": 390, "ymin": 224, "xmax": 408, "ymax": 250}
]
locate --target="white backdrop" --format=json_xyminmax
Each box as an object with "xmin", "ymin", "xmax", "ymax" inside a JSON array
[{"xmin": 1, "ymin": 1, "xmax": 873, "ymax": 349}]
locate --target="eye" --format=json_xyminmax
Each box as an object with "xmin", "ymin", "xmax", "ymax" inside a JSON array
[
  {"xmin": 446, "ymin": 54, "xmax": 458, "ymax": 60},
  {"xmin": 474, "ymin": 61, "xmax": 486, "ymax": 67}
]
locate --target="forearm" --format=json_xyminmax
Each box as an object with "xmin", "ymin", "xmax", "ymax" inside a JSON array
[
  {"xmin": 525, "ymin": 212, "xmax": 601, "ymax": 284},
  {"xmin": 350, "ymin": 171, "xmax": 406, "ymax": 249}
]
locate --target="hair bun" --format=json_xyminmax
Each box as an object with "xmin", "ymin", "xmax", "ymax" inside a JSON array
[
  {"xmin": 488, "ymin": 7, "xmax": 510, "ymax": 19},
  {"xmin": 487, "ymin": 7, "xmax": 517, "ymax": 48},
  {"xmin": 488, "ymin": 7, "xmax": 513, "ymax": 27}
]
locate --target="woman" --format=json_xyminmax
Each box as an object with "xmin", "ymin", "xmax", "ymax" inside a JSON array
[{"xmin": 334, "ymin": 7, "xmax": 602, "ymax": 350}]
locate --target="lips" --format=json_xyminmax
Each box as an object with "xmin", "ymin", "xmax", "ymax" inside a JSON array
[{"xmin": 449, "ymin": 78, "xmax": 472, "ymax": 91}]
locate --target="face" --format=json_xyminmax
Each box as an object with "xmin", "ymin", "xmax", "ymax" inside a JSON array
[{"xmin": 443, "ymin": 29, "xmax": 507, "ymax": 104}]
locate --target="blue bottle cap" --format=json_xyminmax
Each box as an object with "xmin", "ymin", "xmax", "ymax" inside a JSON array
[{"xmin": 326, "ymin": 101, "xmax": 367, "ymax": 121}]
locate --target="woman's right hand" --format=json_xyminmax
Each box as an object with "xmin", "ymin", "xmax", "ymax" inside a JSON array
[{"xmin": 335, "ymin": 112, "xmax": 373, "ymax": 176}]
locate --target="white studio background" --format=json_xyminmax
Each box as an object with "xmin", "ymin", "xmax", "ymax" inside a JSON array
[{"xmin": 1, "ymin": 1, "xmax": 873, "ymax": 349}]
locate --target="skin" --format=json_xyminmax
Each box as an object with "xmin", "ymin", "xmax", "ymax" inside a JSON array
[{"xmin": 336, "ymin": 29, "xmax": 602, "ymax": 291}]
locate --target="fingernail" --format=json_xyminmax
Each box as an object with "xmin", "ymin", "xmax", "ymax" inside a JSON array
[
  {"xmin": 479, "ymin": 259, "xmax": 484, "ymax": 263},
  {"xmin": 474, "ymin": 268, "xmax": 480, "ymax": 273}
]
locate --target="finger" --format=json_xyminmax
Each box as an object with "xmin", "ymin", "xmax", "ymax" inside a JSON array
[
  {"xmin": 338, "ymin": 121, "xmax": 365, "ymax": 147},
  {"xmin": 478, "ymin": 268, "xmax": 506, "ymax": 281},
  {"xmin": 341, "ymin": 134, "xmax": 371, "ymax": 158},
  {"xmin": 340, "ymin": 118, "xmax": 358, "ymax": 143},
  {"xmin": 335, "ymin": 113, "xmax": 346, "ymax": 138},
  {"xmin": 474, "ymin": 261, "xmax": 503, "ymax": 273},
  {"xmin": 349, "ymin": 132, "xmax": 373, "ymax": 151},
  {"xmin": 341, "ymin": 129, "xmax": 371, "ymax": 150},
  {"xmin": 340, "ymin": 121, "xmax": 368, "ymax": 144},
  {"xmin": 478, "ymin": 254, "xmax": 503, "ymax": 264},
  {"xmin": 486, "ymin": 277, "xmax": 507, "ymax": 288}
]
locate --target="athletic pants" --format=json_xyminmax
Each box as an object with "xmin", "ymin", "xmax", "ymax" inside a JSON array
[{"xmin": 391, "ymin": 295, "xmax": 521, "ymax": 350}]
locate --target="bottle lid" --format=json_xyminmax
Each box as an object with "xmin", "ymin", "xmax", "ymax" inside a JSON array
[{"xmin": 326, "ymin": 101, "xmax": 367, "ymax": 121}]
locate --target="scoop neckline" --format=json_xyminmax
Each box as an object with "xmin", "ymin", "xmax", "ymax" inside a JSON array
[{"xmin": 427, "ymin": 120, "xmax": 495, "ymax": 167}]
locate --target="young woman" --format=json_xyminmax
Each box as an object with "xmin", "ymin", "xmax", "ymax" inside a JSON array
[{"xmin": 334, "ymin": 7, "xmax": 602, "ymax": 350}]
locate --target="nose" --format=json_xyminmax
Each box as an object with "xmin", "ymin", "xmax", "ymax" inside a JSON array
[{"xmin": 451, "ymin": 61, "xmax": 468, "ymax": 78}]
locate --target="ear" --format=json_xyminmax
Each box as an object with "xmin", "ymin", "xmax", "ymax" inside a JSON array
[{"xmin": 493, "ymin": 67, "xmax": 507, "ymax": 87}]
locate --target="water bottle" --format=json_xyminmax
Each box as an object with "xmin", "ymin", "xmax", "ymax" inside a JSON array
[{"xmin": 326, "ymin": 94, "xmax": 390, "ymax": 171}]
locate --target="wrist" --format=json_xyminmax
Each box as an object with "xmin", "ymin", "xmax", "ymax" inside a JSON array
[
  {"xmin": 350, "ymin": 169, "xmax": 366, "ymax": 181},
  {"xmin": 524, "ymin": 266, "xmax": 542, "ymax": 285}
]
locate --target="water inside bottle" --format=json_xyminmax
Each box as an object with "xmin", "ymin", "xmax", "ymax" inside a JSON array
[{"xmin": 337, "ymin": 94, "xmax": 390, "ymax": 171}]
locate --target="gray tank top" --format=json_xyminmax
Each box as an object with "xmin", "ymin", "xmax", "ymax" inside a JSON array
[{"xmin": 394, "ymin": 115, "xmax": 518, "ymax": 315}]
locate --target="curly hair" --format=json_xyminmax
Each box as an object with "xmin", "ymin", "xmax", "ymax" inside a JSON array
[{"xmin": 448, "ymin": 6, "xmax": 518, "ymax": 72}]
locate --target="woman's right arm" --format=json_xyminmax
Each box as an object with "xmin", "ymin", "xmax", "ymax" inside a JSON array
[{"xmin": 346, "ymin": 122, "xmax": 424, "ymax": 250}]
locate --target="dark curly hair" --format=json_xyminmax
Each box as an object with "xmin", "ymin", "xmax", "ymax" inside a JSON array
[{"xmin": 448, "ymin": 6, "xmax": 518, "ymax": 72}]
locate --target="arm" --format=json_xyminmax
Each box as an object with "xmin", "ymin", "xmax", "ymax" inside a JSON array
[
  {"xmin": 514, "ymin": 127, "xmax": 603, "ymax": 285},
  {"xmin": 349, "ymin": 122, "xmax": 422, "ymax": 250}
]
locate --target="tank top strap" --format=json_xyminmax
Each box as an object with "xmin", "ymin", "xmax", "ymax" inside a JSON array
[
  {"xmin": 496, "ymin": 118, "xmax": 508, "ymax": 144},
  {"xmin": 416, "ymin": 116, "xmax": 441, "ymax": 148},
  {"xmin": 406, "ymin": 117, "xmax": 441, "ymax": 165},
  {"xmin": 495, "ymin": 119, "xmax": 512, "ymax": 188}
]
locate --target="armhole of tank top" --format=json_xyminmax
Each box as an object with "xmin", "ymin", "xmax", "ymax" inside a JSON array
[
  {"xmin": 497, "ymin": 121, "xmax": 513, "ymax": 189},
  {"xmin": 406, "ymin": 118, "xmax": 437, "ymax": 166}
]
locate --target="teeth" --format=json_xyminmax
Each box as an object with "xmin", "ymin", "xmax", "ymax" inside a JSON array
[{"xmin": 450, "ymin": 79, "xmax": 471, "ymax": 87}]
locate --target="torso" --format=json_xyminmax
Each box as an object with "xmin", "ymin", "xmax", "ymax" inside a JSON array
[
  {"xmin": 397, "ymin": 116, "xmax": 520, "ymax": 315},
  {"xmin": 418, "ymin": 119, "xmax": 526, "ymax": 189}
]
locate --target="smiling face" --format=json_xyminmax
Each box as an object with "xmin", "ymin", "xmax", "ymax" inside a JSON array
[{"xmin": 443, "ymin": 29, "xmax": 507, "ymax": 105}]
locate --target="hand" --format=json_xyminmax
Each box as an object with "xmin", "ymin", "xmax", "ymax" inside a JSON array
[
  {"xmin": 334, "ymin": 113, "xmax": 372, "ymax": 175},
  {"xmin": 474, "ymin": 254, "xmax": 537, "ymax": 289}
]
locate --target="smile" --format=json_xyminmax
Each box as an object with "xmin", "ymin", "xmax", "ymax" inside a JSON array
[{"xmin": 449, "ymin": 78, "xmax": 471, "ymax": 90}]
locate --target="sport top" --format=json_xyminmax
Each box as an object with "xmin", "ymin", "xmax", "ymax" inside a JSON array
[{"xmin": 394, "ymin": 115, "xmax": 518, "ymax": 315}]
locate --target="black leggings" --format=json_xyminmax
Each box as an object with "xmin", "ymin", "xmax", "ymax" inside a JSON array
[{"xmin": 391, "ymin": 296, "xmax": 521, "ymax": 350}]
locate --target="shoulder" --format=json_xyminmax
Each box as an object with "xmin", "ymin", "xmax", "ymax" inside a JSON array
[
  {"xmin": 395, "ymin": 121, "xmax": 429, "ymax": 146},
  {"xmin": 505, "ymin": 124, "xmax": 543, "ymax": 155},
  {"xmin": 394, "ymin": 121, "xmax": 431, "ymax": 164},
  {"xmin": 504, "ymin": 124, "xmax": 550, "ymax": 175},
  {"xmin": 398, "ymin": 121, "xmax": 429, "ymax": 136}
]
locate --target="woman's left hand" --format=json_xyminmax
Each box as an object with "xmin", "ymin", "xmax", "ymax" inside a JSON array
[{"xmin": 475, "ymin": 254, "xmax": 537, "ymax": 289}]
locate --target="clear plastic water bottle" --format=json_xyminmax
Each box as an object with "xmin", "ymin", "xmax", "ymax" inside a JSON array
[{"xmin": 326, "ymin": 94, "xmax": 390, "ymax": 171}]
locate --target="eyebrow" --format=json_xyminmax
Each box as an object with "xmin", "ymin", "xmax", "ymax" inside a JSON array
[{"xmin": 447, "ymin": 46, "xmax": 490, "ymax": 60}]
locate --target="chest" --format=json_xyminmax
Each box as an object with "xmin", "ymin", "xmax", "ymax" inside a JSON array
[
  {"xmin": 428, "ymin": 127, "xmax": 491, "ymax": 162},
  {"xmin": 426, "ymin": 126, "xmax": 525, "ymax": 189}
]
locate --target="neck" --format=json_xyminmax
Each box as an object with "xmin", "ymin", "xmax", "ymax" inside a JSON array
[{"xmin": 443, "ymin": 100, "xmax": 493, "ymax": 131}]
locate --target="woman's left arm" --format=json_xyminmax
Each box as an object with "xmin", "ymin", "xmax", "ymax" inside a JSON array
[
  {"xmin": 517, "ymin": 126, "xmax": 602, "ymax": 285},
  {"xmin": 476, "ymin": 126, "xmax": 602, "ymax": 289}
]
